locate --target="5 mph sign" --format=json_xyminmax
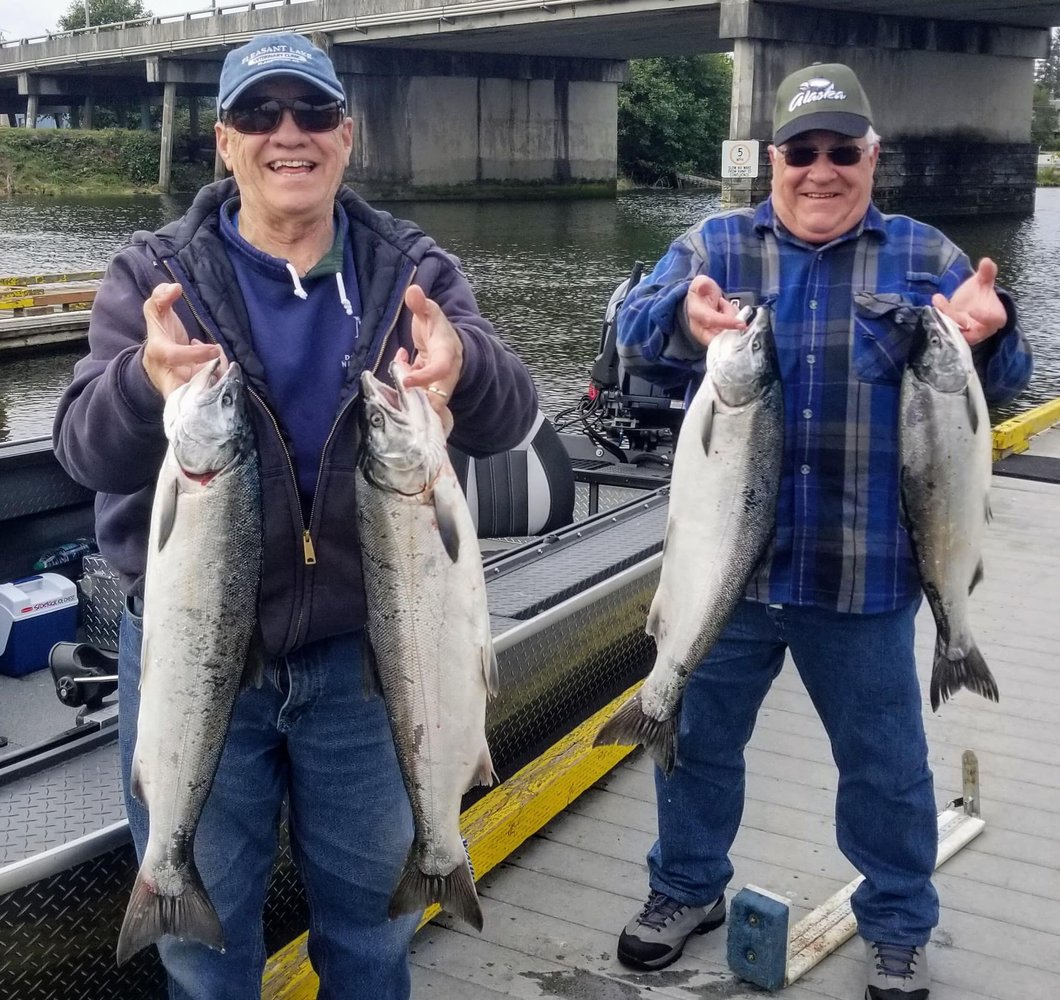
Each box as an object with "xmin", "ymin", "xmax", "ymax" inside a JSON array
[{"xmin": 721, "ymin": 140, "xmax": 760, "ymax": 178}]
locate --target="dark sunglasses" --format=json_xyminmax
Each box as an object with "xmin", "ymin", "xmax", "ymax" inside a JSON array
[
  {"xmin": 778, "ymin": 145, "xmax": 866, "ymax": 168},
  {"xmin": 224, "ymin": 98, "xmax": 345, "ymax": 135}
]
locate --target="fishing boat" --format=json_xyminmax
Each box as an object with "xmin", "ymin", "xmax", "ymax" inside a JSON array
[
  {"xmin": 0, "ymin": 323, "xmax": 679, "ymax": 999},
  {"xmin": 1, "ymin": 288, "xmax": 1058, "ymax": 998}
]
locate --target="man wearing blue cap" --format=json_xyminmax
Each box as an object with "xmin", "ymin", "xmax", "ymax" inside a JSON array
[
  {"xmin": 610, "ymin": 62, "xmax": 1033, "ymax": 999},
  {"xmin": 54, "ymin": 31, "xmax": 537, "ymax": 1000}
]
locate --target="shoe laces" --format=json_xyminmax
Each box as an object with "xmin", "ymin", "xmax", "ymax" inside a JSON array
[
  {"xmin": 873, "ymin": 943, "xmax": 919, "ymax": 980},
  {"xmin": 638, "ymin": 890, "xmax": 685, "ymax": 930}
]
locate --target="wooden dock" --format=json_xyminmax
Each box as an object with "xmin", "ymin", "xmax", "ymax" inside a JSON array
[
  {"xmin": 0, "ymin": 272, "xmax": 98, "ymax": 351},
  {"xmin": 400, "ymin": 425, "xmax": 1060, "ymax": 998}
]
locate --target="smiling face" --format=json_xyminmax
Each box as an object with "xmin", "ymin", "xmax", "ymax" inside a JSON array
[
  {"xmin": 768, "ymin": 129, "xmax": 878, "ymax": 244},
  {"xmin": 215, "ymin": 76, "xmax": 353, "ymax": 233}
]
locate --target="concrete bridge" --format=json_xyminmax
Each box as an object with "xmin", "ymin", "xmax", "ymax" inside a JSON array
[{"xmin": 1, "ymin": 0, "xmax": 1059, "ymax": 213}]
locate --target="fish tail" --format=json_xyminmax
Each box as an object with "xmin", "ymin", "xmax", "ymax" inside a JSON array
[
  {"xmin": 388, "ymin": 853, "xmax": 483, "ymax": 931},
  {"xmin": 930, "ymin": 636, "xmax": 1000, "ymax": 712},
  {"xmin": 594, "ymin": 695, "xmax": 677, "ymax": 775},
  {"xmin": 115, "ymin": 865, "xmax": 223, "ymax": 966}
]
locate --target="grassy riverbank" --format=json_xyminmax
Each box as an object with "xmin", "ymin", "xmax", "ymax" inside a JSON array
[{"xmin": 0, "ymin": 128, "xmax": 213, "ymax": 196}]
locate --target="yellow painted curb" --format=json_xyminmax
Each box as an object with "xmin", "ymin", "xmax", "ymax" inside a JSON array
[
  {"xmin": 992, "ymin": 398, "xmax": 1060, "ymax": 461},
  {"xmin": 260, "ymin": 681, "xmax": 644, "ymax": 1000}
]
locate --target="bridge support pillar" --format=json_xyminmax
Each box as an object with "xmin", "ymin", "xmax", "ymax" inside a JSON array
[
  {"xmin": 720, "ymin": 1, "xmax": 1049, "ymax": 217},
  {"xmin": 329, "ymin": 48, "xmax": 623, "ymax": 198},
  {"xmin": 25, "ymin": 95, "xmax": 38, "ymax": 129},
  {"xmin": 159, "ymin": 82, "xmax": 176, "ymax": 193},
  {"xmin": 82, "ymin": 96, "xmax": 94, "ymax": 130}
]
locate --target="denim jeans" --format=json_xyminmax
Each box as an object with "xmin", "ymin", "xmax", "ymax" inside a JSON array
[
  {"xmin": 647, "ymin": 598, "xmax": 939, "ymax": 946},
  {"xmin": 118, "ymin": 605, "xmax": 418, "ymax": 1000}
]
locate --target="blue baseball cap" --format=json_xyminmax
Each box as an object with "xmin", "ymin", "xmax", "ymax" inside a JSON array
[{"xmin": 217, "ymin": 33, "xmax": 346, "ymax": 115}]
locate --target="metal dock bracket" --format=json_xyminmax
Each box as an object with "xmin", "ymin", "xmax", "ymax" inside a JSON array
[{"xmin": 727, "ymin": 749, "xmax": 985, "ymax": 991}]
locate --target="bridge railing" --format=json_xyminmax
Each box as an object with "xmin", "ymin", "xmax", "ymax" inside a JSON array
[{"xmin": 0, "ymin": 0, "xmax": 310, "ymax": 50}]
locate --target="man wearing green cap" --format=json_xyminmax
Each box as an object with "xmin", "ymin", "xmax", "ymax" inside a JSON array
[{"xmin": 612, "ymin": 62, "xmax": 1032, "ymax": 998}]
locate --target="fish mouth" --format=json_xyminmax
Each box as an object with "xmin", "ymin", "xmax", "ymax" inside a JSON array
[
  {"xmin": 360, "ymin": 360, "xmax": 415, "ymax": 416},
  {"xmin": 187, "ymin": 357, "xmax": 242, "ymax": 398}
]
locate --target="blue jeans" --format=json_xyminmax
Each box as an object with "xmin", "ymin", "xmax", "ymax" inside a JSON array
[
  {"xmin": 118, "ymin": 606, "xmax": 418, "ymax": 1000},
  {"xmin": 648, "ymin": 598, "xmax": 938, "ymax": 946}
]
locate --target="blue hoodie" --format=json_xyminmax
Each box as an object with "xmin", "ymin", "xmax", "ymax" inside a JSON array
[{"xmin": 53, "ymin": 178, "xmax": 538, "ymax": 656}]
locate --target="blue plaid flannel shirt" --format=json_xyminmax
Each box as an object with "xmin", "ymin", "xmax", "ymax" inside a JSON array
[{"xmin": 617, "ymin": 198, "xmax": 1034, "ymax": 614}]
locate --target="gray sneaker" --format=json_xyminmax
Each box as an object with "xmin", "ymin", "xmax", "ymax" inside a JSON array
[
  {"xmin": 864, "ymin": 940, "xmax": 930, "ymax": 999},
  {"xmin": 616, "ymin": 890, "xmax": 726, "ymax": 970}
]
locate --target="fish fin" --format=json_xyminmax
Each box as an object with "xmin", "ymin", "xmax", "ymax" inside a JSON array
[
  {"xmin": 700, "ymin": 400, "xmax": 716, "ymax": 457},
  {"xmin": 432, "ymin": 478, "xmax": 462, "ymax": 563},
  {"xmin": 361, "ymin": 634, "xmax": 383, "ymax": 700},
  {"xmin": 963, "ymin": 387, "xmax": 980, "ymax": 436},
  {"xmin": 929, "ymin": 636, "xmax": 999, "ymax": 712},
  {"xmin": 115, "ymin": 863, "xmax": 223, "ymax": 966},
  {"xmin": 130, "ymin": 757, "xmax": 145, "ymax": 804},
  {"xmin": 156, "ymin": 478, "xmax": 180, "ymax": 553},
  {"xmin": 240, "ymin": 627, "xmax": 267, "ymax": 691},
  {"xmin": 481, "ymin": 641, "xmax": 500, "ymax": 700},
  {"xmin": 968, "ymin": 560, "xmax": 985, "ymax": 595},
  {"xmin": 471, "ymin": 743, "xmax": 497, "ymax": 788},
  {"xmin": 388, "ymin": 854, "xmax": 483, "ymax": 932},
  {"xmin": 594, "ymin": 694, "xmax": 677, "ymax": 775}
]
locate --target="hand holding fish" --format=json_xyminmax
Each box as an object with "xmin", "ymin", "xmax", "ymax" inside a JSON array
[
  {"xmin": 931, "ymin": 258, "xmax": 1008, "ymax": 347},
  {"xmin": 141, "ymin": 282, "xmax": 224, "ymax": 399},
  {"xmin": 683, "ymin": 275, "xmax": 747, "ymax": 348},
  {"xmin": 398, "ymin": 285, "xmax": 463, "ymax": 414}
]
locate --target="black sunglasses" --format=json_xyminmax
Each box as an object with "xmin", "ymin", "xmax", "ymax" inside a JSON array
[
  {"xmin": 224, "ymin": 98, "xmax": 345, "ymax": 135},
  {"xmin": 778, "ymin": 145, "xmax": 866, "ymax": 168}
]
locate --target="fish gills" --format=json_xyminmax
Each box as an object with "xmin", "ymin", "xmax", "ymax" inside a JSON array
[
  {"xmin": 357, "ymin": 362, "xmax": 496, "ymax": 931},
  {"xmin": 900, "ymin": 307, "xmax": 997, "ymax": 711},
  {"xmin": 596, "ymin": 308, "xmax": 783, "ymax": 772},
  {"xmin": 116, "ymin": 359, "xmax": 262, "ymax": 966}
]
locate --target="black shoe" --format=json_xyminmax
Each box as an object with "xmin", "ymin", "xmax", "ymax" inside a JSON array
[
  {"xmin": 616, "ymin": 890, "xmax": 726, "ymax": 970},
  {"xmin": 865, "ymin": 940, "xmax": 930, "ymax": 999}
]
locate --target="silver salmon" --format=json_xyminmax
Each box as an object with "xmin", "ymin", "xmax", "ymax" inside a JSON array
[
  {"xmin": 596, "ymin": 307, "xmax": 783, "ymax": 773},
  {"xmin": 357, "ymin": 361, "xmax": 497, "ymax": 931},
  {"xmin": 116, "ymin": 358, "xmax": 262, "ymax": 966},
  {"xmin": 900, "ymin": 306, "xmax": 998, "ymax": 711}
]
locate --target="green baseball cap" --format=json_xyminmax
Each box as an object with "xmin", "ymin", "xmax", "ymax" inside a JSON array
[{"xmin": 773, "ymin": 63, "xmax": 872, "ymax": 146}]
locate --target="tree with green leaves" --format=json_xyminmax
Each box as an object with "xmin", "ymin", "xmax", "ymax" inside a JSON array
[
  {"xmin": 1032, "ymin": 81, "xmax": 1059, "ymax": 148},
  {"xmin": 617, "ymin": 54, "xmax": 732, "ymax": 185},
  {"xmin": 57, "ymin": 0, "xmax": 150, "ymax": 32},
  {"xmin": 1036, "ymin": 27, "xmax": 1060, "ymax": 97}
]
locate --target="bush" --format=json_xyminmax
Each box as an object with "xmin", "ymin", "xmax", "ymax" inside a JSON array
[
  {"xmin": 618, "ymin": 55, "xmax": 733, "ymax": 185},
  {"xmin": 0, "ymin": 127, "xmax": 211, "ymax": 195}
]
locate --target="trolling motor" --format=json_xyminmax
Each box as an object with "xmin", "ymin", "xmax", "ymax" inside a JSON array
[
  {"xmin": 555, "ymin": 260, "xmax": 686, "ymax": 464},
  {"xmin": 50, "ymin": 641, "xmax": 119, "ymax": 713}
]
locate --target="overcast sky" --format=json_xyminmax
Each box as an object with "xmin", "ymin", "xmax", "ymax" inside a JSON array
[{"xmin": 0, "ymin": 0, "xmax": 206, "ymax": 42}]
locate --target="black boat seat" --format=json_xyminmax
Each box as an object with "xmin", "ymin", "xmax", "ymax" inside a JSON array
[{"xmin": 448, "ymin": 411, "xmax": 575, "ymax": 539}]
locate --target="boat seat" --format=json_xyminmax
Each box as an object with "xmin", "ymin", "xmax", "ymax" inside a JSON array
[{"xmin": 449, "ymin": 411, "xmax": 575, "ymax": 539}]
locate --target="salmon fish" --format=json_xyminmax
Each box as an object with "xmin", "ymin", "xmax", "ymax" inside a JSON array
[
  {"xmin": 900, "ymin": 306, "xmax": 998, "ymax": 711},
  {"xmin": 595, "ymin": 307, "xmax": 783, "ymax": 773},
  {"xmin": 116, "ymin": 358, "xmax": 262, "ymax": 966},
  {"xmin": 357, "ymin": 361, "xmax": 497, "ymax": 931}
]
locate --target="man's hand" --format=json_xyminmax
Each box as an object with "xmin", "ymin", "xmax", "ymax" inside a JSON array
[
  {"xmin": 141, "ymin": 283, "xmax": 223, "ymax": 399},
  {"xmin": 931, "ymin": 258, "xmax": 1008, "ymax": 347},
  {"xmin": 397, "ymin": 285, "xmax": 464, "ymax": 415},
  {"xmin": 684, "ymin": 275, "xmax": 747, "ymax": 348}
]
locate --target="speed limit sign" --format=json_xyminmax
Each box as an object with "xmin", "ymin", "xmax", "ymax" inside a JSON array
[{"xmin": 721, "ymin": 140, "xmax": 760, "ymax": 178}]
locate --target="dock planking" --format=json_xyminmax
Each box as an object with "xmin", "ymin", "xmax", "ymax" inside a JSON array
[{"xmin": 407, "ymin": 430, "xmax": 1060, "ymax": 999}]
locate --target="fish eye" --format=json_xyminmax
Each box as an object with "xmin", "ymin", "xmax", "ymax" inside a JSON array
[
  {"xmin": 369, "ymin": 412, "xmax": 385, "ymax": 427},
  {"xmin": 221, "ymin": 391, "xmax": 233, "ymax": 407}
]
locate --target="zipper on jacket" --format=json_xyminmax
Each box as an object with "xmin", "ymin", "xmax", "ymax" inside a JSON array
[
  {"xmin": 163, "ymin": 261, "xmax": 314, "ymax": 563},
  {"xmin": 302, "ymin": 263, "xmax": 418, "ymax": 555}
]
